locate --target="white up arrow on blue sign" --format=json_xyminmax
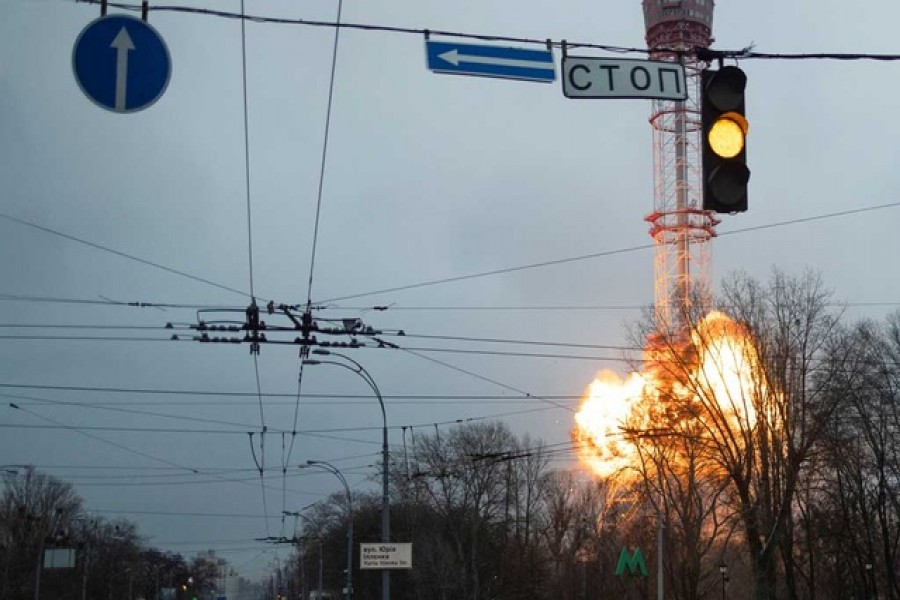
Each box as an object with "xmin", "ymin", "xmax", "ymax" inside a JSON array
[
  {"xmin": 426, "ymin": 41, "xmax": 555, "ymax": 83},
  {"xmin": 73, "ymin": 15, "xmax": 171, "ymax": 113}
]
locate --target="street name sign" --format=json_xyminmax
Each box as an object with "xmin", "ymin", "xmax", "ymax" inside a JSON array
[
  {"xmin": 562, "ymin": 56, "xmax": 686, "ymax": 100},
  {"xmin": 73, "ymin": 15, "xmax": 171, "ymax": 113},
  {"xmin": 426, "ymin": 40, "xmax": 555, "ymax": 83},
  {"xmin": 43, "ymin": 548, "xmax": 76, "ymax": 569},
  {"xmin": 360, "ymin": 543, "xmax": 413, "ymax": 569}
]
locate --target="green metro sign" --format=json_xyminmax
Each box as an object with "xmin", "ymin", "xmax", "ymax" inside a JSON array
[{"xmin": 615, "ymin": 546, "xmax": 649, "ymax": 577}]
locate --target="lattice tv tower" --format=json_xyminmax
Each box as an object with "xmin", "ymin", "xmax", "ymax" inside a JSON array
[{"xmin": 642, "ymin": 0, "xmax": 719, "ymax": 328}]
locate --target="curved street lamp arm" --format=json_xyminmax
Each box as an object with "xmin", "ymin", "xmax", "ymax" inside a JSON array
[{"xmin": 309, "ymin": 357, "xmax": 386, "ymax": 425}]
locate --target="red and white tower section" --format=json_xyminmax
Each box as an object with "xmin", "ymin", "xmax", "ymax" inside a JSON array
[{"xmin": 642, "ymin": 0, "xmax": 719, "ymax": 327}]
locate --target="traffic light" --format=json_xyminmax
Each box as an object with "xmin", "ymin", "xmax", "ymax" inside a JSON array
[{"xmin": 701, "ymin": 66, "xmax": 750, "ymax": 213}]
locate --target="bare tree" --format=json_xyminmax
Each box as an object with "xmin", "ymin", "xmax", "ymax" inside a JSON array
[
  {"xmin": 638, "ymin": 269, "xmax": 867, "ymax": 600},
  {"xmin": 0, "ymin": 467, "xmax": 82, "ymax": 599}
]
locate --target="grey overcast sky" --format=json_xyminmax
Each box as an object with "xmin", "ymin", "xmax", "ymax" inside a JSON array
[{"xmin": 2, "ymin": 0, "xmax": 900, "ymax": 579}]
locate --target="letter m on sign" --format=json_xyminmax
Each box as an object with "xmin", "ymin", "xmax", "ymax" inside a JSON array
[{"xmin": 615, "ymin": 546, "xmax": 648, "ymax": 577}]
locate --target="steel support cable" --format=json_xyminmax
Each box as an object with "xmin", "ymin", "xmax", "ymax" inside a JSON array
[
  {"xmin": 304, "ymin": 0, "xmax": 344, "ymax": 306},
  {"xmin": 313, "ymin": 201, "xmax": 900, "ymax": 304},
  {"xmin": 0, "ymin": 293, "xmax": 241, "ymax": 310},
  {"xmin": 289, "ymin": 0, "xmax": 344, "ymax": 528},
  {"xmin": 78, "ymin": 2, "xmax": 900, "ymax": 62},
  {"xmin": 236, "ymin": 0, "xmax": 268, "ymax": 536},
  {"xmin": 4, "ymin": 196, "xmax": 898, "ymax": 309},
  {"xmin": 9, "ymin": 404, "xmax": 200, "ymax": 472},
  {"xmin": 0, "ymin": 213, "xmax": 254, "ymax": 299}
]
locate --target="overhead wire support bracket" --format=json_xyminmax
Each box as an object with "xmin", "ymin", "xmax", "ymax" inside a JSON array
[{"xmin": 184, "ymin": 300, "xmax": 389, "ymax": 356}]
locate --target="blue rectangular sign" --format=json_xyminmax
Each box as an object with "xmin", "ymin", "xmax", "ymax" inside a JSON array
[{"xmin": 426, "ymin": 41, "xmax": 555, "ymax": 83}]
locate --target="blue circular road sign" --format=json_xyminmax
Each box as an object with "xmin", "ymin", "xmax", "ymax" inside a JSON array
[{"xmin": 72, "ymin": 15, "xmax": 171, "ymax": 114}]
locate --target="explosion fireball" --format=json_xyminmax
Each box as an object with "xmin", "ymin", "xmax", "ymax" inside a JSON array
[{"xmin": 574, "ymin": 311, "xmax": 762, "ymax": 478}]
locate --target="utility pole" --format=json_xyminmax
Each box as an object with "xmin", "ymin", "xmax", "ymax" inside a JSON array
[{"xmin": 657, "ymin": 516, "xmax": 664, "ymax": 600}]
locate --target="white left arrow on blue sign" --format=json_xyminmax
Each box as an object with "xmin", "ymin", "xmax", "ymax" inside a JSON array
[
  {"xmin": 426, "ymin": 40, "xmax": 555, "ymax": 83},
  {"xmin": 437, "ymin": 49, "xmax": 552, "ymax": 71}
]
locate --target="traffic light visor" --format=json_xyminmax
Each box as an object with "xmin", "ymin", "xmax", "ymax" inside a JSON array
[
  {"xmin": 705, "ymin": 66, "xmax": 747, "ymax": 111},
  {"xmin": 708, "ymin": 112, "xmax": 748, "ymax": 159}
]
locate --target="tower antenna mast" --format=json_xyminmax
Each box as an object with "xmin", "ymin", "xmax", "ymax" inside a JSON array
[{"xmin": 642, "ymin": 0, "xmax": 719, "ymax": 329}]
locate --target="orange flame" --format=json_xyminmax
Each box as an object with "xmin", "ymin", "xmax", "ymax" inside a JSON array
[{"xmin": 574, "ymin": 311, "xmax": 760, "ymax": 478}]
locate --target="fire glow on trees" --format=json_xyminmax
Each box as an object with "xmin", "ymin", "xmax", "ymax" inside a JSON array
[{"xmin": 574, "ymin": 311, "xmax": 764, "ymax": 478}]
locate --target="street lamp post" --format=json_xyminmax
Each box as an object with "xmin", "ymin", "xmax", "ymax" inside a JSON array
[
  {"xmin": 305, "ymin": 350, "xmax": 391, "ymax": 600},
  {"xmin": 283, "ymin": 509, "xmax": 323, "ymax": 600},
  {"xmin": 719, "ymin": 563, "xmax": 728, "ymax": 600},
  {"xmin": 865, "ymin": 562, "xmax": 873, "ymax": 600},
  {"xmin": 305, "ymin": 460, "xmax": 353, "ymax": 600}
]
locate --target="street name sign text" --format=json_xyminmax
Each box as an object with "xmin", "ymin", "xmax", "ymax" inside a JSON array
[
  {"xmin": 563, "ymin": 57, "xmax": 686, "ymax": 100},
  {"xmin": 360, "ymin": 543, "xmax": 413, "ymax": 570}
]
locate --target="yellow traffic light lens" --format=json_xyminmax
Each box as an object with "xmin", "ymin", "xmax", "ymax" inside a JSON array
[{"xmin": 709, "ymin": 117, "xmax": 745, "ymax": 159}]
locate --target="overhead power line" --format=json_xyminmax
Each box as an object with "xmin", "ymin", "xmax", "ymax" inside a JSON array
[
  {"xmin": 73, "ymin": 0, "xmax": 646, "ymax": 55},
  {"xmin": 92, "ymin": 508, "xmax": 272, "ymax": 519},
  {"xmin": 0, "ymin": 381, "xmax": 588, "ymax": 399},
  {"xmin": 0, "ymin": 422, "xmax": 390, "ymax": 443},
  {"xmin": 72, "ymin": 1, "xmax": 900, "ymax": 63}
]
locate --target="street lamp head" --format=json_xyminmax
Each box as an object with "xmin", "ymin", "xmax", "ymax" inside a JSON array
[
  {"xmin": 312, "ymin": 349, "xmax": 331, "ymax": 356},
  {"xmin": 719, "ymin": 563, "xmax": 727, "ymax": 575},
  {"xmin": 302, "ymin": 359, "xmax": 321, "ymax": 366}
]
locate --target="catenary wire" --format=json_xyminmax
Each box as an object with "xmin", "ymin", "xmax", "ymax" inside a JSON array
[
  {"xmin": 394, "ymin": 347, "xmax": 576, "ymax": 414},
  {"xmin": 0, "ymin": 334, "xmax": 630, "ymax": 361},
  {"xmin": 323, "ymin": 302, "xmax": 900, "ymax": 312},
  {"xmin": 5, "ymin": 405, "xmax": 378, "ymax": 499}
]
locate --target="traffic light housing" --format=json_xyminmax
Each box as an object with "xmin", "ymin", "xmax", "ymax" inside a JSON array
[{"xmin": 701, "ymin": 66, "xmax": 750, "ymax": 213}]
